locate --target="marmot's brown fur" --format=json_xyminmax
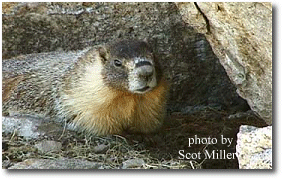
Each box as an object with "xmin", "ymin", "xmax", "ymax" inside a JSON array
[{"xmin": 56, "ymin": 40, "xmax": 168, "ymax": 136}]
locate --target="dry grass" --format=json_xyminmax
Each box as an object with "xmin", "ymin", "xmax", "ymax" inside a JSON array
[
  {"xmin": 2, "ymin": 108, "xmax": 267, "ymax": 169},
  {"xmin": 2, "ymin": 131, "xmax": 197, "ymax": 169}
]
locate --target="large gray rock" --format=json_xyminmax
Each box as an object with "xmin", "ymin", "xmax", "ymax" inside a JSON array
[
  {"xmin": 236, "ymin": 125, "xmax": 272, "ymax": 169},
  {"xmin": 176, "ymin": 2, "xmax": 272, "ymax": 124},
  {"xmin": 2, "ymin": 2, "xmax": 249, "ymax": 117}
]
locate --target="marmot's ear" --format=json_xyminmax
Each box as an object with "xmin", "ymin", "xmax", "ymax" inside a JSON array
[
  {"xmin": 141, "ymin": 38, "xmax": 153, "ymax": 54},
  {"xmin": 98, "ymin": 46, "xmax": 109, "ymax": 62}
]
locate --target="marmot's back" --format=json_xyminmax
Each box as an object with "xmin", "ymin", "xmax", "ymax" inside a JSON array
[
  {"xmin": 56, "ymin": 40, "xmax": 169, "ymax": 136},
  {"xmin": 2, "ymin": 50, "xmax": 88, "ymax": 116}
]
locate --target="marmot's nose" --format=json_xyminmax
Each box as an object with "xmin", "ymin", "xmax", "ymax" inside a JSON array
[
  {"xmin": 139, "ymin": 69, "xmax": 154, "ymax": 81},
  {"xmin": 135, "ymin": 61, "xmax": 154, "ymax": 82}
]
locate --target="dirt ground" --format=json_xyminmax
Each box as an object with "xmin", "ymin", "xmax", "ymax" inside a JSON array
[{"xmin": 2, "ymin": 108, "xmax": 267, "ymax": 169}]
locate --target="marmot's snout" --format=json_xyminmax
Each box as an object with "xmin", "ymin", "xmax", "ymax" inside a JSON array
[{"xmin": 129, "ymin": 57, "xmax": 157, "ymax": 94}]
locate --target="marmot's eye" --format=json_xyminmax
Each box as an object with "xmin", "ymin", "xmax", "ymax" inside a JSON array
[{"xmin": 114, "ymin": 59, "xmax": 122, "ymax": 67}]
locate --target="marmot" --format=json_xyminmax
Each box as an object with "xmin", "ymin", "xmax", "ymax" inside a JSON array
[{"xmin": 55, "ymin": 40, "xmax": 168, "ymax": 136}]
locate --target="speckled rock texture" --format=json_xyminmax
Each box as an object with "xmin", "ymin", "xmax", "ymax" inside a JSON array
[
  {"xmin": 8, "ymin": 158, "xmax": 105, "ymax": 169},
  {"xmin": 2, "ymin": 2, "xmax": 249, "ymax": 117},
  {"xmin": 176, "ymin": 2, "xmax": 272, "ymax": 124},
  {"xmin": 236, "ymin": 125, "xmax": 272, "ymax": 169},
  {"xmin": 2, "ymin": 114, "xmax": 66, "ymax": 139}
]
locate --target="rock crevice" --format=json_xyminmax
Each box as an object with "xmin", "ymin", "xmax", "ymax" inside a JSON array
[{"xmin": 177, "ymin": 2, "xmax": 272, "ymax": 124}]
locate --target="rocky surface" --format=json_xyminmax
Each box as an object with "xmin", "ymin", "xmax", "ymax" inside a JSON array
[
  {"xmin": 2, "ymin": 114, "xmax": 65, "ymax": 139},
  {"xmin": 236, "ymin": 125, "xmax": 272, "ymax": 169},
  {"xmin": 2, "ymin": 116, "xmax": 42, "ymax": 139},
  {"xmin": 176, "ymin": 2, "xmax": 272, "ymax": 124},
  {"xmin": 2, "ymin": 115, "xmax": 64, "ymax": 139},
  {"xmin": 8, "ymin": 158, "xmax": 104, "ymax": 169}
]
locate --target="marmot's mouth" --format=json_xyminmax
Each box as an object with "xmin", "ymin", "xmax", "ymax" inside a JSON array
[{"xmin": 136, "ymin": 86, "xmax": 150, "ymax": 92}]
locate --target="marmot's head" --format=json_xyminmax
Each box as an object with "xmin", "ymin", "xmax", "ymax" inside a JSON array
[{"xmin": 97, "ymin": 39, "xmax": 161, "ymax": 94}]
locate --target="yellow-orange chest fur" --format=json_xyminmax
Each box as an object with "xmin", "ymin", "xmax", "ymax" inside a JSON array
[{"xmin": 59, "ymin": 59, "xmax": 168, "ymax": 136}]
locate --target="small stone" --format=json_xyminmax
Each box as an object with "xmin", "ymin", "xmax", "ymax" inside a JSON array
[
  {"xmin": 35, "ymin": 140, "xmax": 62, "ymax": 153},
  {"xmin": 121, "ymin": 158, "xmax": 145, "ymax": 169},
  {"xmin": 93, "ymin": 144, "xmax": 109, "ymax": 154}
]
